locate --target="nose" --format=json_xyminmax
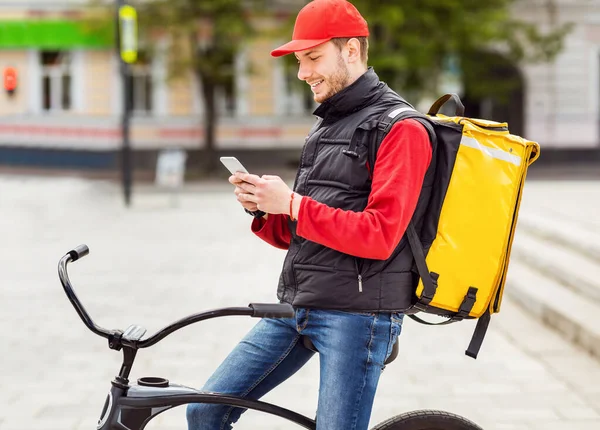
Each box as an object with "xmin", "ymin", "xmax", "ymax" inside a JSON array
[{"xmin": 297, "ymin": 62, "xmax": 311, "ymax": 81}]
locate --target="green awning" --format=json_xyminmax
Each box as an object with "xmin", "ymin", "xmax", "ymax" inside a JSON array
[{"xmin": 0, "ymin": 20, "xmax": 114, "ymax": 49}]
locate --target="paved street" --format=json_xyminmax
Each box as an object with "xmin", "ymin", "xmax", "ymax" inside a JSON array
[{"xmin": 1, "ymin": 175, "xmax": 600, "ymax": 430}]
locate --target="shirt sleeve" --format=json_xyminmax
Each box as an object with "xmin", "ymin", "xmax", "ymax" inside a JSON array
[
  {"xmin": 251, "ymin": 213, "xmax": 292, "ymax": 250},
  {"xmin": 295, "ymin": 118, "xmax": 432, "ymax": 260}
]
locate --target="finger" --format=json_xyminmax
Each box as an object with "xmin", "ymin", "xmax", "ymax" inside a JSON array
[
  {"xmin": 229, "ymin": 175, "xmax": 243, "ymax": 185},
  {"xmin": 234, "ymin": 186, "xmax": 248, "ymax": 196},
  {"xmin": 261, "ymin": 174, "xmax": 280, "ymax": 180},
  {"xmin": 236, "ymin": 172, "xmax": 261, "ymax": 185},
  {"xmin": 237, "ymin": 181, "xmax": 256, "ymax": 194},
  {"xmin": 242, "ymin": 202, "xmax": 258, "ymax": 210},
  {"xmin": 238, "ymin": 192, "xmax": 258, "ymax": 203}
]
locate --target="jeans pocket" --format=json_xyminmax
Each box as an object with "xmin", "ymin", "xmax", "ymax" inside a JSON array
[
  {"xmin": 385, "ymin": 318, "xmax": 402, "ymax": 361},
  {"xmin": 391, "ymin": 312, "xmax": 405, "ymax": 327},
  {"xmin": 384, "ymin": 313, "xmax": 404, "ymax": 363}
]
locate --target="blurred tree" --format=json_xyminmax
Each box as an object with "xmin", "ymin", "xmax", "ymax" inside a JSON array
[
  {"xmin": 135, "ymin": 0, "xmax": 264, "ymax": 174},
  {"xmin": 87, "ymin": 0, "xmax": 265, "ymax": 174},
  {"xmin": 282, "ymin": 0, "xmax": 572, "ymax": 106}
]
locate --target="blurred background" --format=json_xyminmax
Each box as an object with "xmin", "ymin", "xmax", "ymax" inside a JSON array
[
  {"xmin": 0, "ymin": 0, "xmax": 597, "ymax": 181},
  {"xmin": 1, "ymin": 1, "xmax": 600, "ymax": 430}
]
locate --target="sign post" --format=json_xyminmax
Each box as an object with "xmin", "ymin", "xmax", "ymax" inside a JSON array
[
  {"xmin": 116, "ymin": 1, "xmax": 138, "ymax": 207},
  {"xmin": 155, "ymin": 148, "xmax": 188, "ymax": 207}
]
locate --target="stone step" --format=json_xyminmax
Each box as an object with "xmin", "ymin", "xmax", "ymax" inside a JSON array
[
  {"xmin": 511, "ymin": 228, "xmax": 600, "ymax": 303},
  {"xmin": 504, "ymin": 260, "xmax": 600, "ymax": 360},
  {"xmin": 517, "ymin": 211, "xmax": 600, "ymax": 263},
  {"xmin": 520, "ymin": 181, "xmax": 600, "ymax": 232}
]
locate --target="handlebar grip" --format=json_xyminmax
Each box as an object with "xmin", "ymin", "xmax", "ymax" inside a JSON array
[
  {"xmin": 68, "ymin": 244, "xmax": 90, "ymax": 262},
  {"xmin": 248, "ymin": 303, "xmax": 294, "ymax": 319}
]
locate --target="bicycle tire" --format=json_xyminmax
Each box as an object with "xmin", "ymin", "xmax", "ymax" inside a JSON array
[{"xmin": 370, "ymin": 409, "xmax": 483, "ymax": 430}]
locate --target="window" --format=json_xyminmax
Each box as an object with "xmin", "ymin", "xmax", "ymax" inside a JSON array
[
  {"xmin": 126, "ymin": 52, "xmax": 153, "ymax": 115},
  {"xmin": 40, "ymin": 51, "xmax": 71, "ymax": 112}
]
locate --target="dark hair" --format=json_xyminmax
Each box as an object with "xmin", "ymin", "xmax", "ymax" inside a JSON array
[{"xmin": 330, "ymin": 37, "xmax": 369, "ymax": 66}]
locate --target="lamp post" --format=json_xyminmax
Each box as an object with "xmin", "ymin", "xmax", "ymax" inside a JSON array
[{"xmin": 116, "ymin": 0, "xmax": 138, "ymax": 206}]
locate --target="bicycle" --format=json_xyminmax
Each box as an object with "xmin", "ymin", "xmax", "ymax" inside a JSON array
[{"xmin": 58, "ymin": 245, "xmax": 484, "ymax": 430}]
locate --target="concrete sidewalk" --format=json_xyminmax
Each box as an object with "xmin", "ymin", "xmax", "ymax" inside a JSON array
[{"xmin": 1, "ymin": 175, "xmax": 599, "ymax": 430}]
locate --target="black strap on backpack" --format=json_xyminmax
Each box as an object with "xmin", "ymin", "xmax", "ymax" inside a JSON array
[
  {"xmin": 466, "ymin": 311, "xmax": 491, "ymax": 359},
  {"xmin": 406, "ymin": 222, "xmax": 438, "ymax": 306}
]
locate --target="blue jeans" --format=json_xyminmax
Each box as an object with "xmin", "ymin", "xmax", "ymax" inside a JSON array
[{"xmin": 186, "ymin": 308, "xmax": 404, "ymax": 430}]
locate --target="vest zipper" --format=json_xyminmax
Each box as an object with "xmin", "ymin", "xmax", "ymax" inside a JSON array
[{"xmin": 354, "ymin": 258, "xmax": 363, "ymax": 293}]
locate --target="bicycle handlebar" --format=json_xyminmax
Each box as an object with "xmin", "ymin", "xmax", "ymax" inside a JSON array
[
  {"xmin": 68, "ymin": 244, "xmax": 90, "ymax": 261},
  {"xmin": 58, "ymin": 245, "xmax": 112, "ymax": 340},
  {"xmin": 58, "ymin": 245, "xmax": 295, "ymax": 350}
]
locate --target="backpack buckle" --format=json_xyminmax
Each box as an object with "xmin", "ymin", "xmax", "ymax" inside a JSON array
[
  {"xmin": 411, "ymin": 302, "xmax": 429, "ymax": 313},
  {"xmin": 455, "ymin": 286, "xmax": 478, "ymax": 320},
  {"xmin": 377, "ymin": 121, "xmax": 390, "ymax": 132},
  {"xmin": 419, "ymin": 272, "xmax": 439, "ymax": 304}
]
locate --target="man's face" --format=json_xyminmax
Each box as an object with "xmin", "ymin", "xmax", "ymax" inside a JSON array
[{"xmin": 295, "ymin": 41, "xmax": 351, "ymax": 104}]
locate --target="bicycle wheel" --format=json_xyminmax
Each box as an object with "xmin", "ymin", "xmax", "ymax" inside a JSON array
[{"xmin": 370, "ymin": 409, "xmax": 483, "ymax": 430}]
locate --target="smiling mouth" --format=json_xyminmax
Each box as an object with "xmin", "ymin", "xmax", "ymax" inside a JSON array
[{"xmin": 310, "ymin": 80, "xmax": 324, "ymax": 89}]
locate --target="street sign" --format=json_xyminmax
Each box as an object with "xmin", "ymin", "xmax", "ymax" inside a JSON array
[
  {"xmin": 156, "ymin": 148, "xmax": 187, "ymax": 189},
  {"xmin": 118, "ymin": 5, "xmax": 138, "ymax": 64}
]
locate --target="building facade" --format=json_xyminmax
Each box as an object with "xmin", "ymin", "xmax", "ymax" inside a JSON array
[
  {"xmin": 0, "ymin": 0, "xmax": 598, "ymax": 172},
  {"xmin": 0, "ymin": 0, "xmax": 316, "ymax": 171},
  {"xmin": 517, "ymin": 0, "xmax": 600, "ymax": 150}
]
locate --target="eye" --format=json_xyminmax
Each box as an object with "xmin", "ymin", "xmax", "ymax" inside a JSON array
[{"xmin": 309, "ymin": 56, "xmax": 320, "ymax": 61}]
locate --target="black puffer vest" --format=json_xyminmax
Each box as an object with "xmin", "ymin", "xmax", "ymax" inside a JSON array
[{"xmin": 277, "ymin": 68, "xmax": 434, "ymax": 312}]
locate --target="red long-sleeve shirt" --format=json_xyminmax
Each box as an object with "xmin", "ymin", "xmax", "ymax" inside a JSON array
[{"xmin": 251, "ymin": 118, "xmax": 432, "ymax": 260}]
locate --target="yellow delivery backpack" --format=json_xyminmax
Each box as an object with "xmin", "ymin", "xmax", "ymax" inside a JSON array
[{"xmin": 373, "ymin": 94, "xmax": 540, "ymax": 359}]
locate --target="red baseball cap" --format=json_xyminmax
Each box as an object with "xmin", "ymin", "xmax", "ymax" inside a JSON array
[{"xmin": 271, "ymin": 0, "xmax": 369, "ymax": 57}]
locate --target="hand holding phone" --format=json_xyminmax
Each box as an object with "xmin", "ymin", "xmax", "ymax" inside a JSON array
[{"xmin": 221, "ymin": 156, "xmax": 261, "ymax": 212}]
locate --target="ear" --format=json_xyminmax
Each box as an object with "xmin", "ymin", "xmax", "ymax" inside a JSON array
[{"xmin": 346, "ymin": 38, "xmax": 362, "ymax": 64}]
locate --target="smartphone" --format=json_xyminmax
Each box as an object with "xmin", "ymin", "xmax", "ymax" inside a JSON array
[{"xmin": 220, "ymin": 156, "xmax": 249, "ymax": 175}]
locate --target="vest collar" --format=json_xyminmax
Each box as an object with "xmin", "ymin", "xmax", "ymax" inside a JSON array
[{"xmin": 313, "ymin": 67, "xmax": 388, "ymax": 120}]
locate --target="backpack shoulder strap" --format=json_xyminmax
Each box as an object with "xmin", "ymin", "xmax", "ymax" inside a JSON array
[
  {"xmin": 368, "ymin": 105, "xmax": 437, "ymax": 171},
  {"xmin": 368, "ymin": 104, "xmax": 439, "ymax": 304}
]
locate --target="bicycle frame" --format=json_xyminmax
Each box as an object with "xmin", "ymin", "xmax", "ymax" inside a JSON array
[
  {"xmin": 58, "ymin": 245, "xmax": 317, "ymax": 430},
  {"xmin": 96, "ymin": 382, "xmax": 315, "ymax": 430}
]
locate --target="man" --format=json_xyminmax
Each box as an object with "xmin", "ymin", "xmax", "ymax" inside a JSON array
[{"xmin": 186, "ymin": 1, "xmax": 432, "ymax": 429}]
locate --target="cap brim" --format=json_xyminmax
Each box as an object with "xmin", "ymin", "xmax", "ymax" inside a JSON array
[{"xmin": 270, "ymin": 38, "xmax": 332, "ymax": 57}]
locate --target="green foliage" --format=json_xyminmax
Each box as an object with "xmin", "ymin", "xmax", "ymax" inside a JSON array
[{"xmin": 131, "ymin": 0, "xmax": 260, "ymax": 86}]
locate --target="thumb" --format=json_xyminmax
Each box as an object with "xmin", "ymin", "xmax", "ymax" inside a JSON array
[{"xmin": 261, "ymin": 174, "xmax": 280, "ymax": 181}]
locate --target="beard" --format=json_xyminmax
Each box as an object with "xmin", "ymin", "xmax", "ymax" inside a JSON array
[{"xmin": 315, "ymin": 54, "xmax": 351, "ymax": 103}]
